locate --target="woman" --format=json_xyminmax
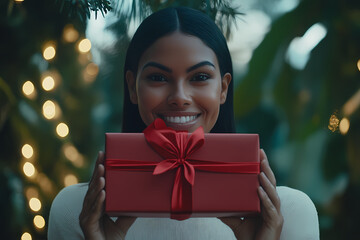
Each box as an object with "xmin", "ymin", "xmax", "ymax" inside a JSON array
[{"xmin": 48, "ymin": 7, "xmax": 319, "ymax": 240}]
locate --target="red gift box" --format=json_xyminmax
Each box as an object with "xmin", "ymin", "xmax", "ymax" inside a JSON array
[{"xmin": 105, "ymin": 120, "xmax": 260, "ymax": 220}]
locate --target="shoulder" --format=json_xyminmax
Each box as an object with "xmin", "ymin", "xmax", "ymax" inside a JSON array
[
  {"xmin": 276, "ymin": 186, "xmax": 319, "ymax": 240},
  {"xmin": 48, "ymin": 183, "xmax": 88, "ymax": 240},
  {"xmin": 50, "ymin": 183, "xmax": 88, "ymax": 215}
]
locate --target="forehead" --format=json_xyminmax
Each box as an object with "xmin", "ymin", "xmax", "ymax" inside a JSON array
[{"xmin": 138, "ymin": 32, "xmax": 219, "ymax": 69}]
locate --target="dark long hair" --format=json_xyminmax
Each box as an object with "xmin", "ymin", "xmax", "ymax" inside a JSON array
[{"xmin": 122, "ymin": 7, "xmax": 235, "ymax": 133}]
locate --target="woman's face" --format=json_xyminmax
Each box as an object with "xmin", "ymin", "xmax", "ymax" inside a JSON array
[{"xmin": 126, "ymin": 32, "xmax": 231, "ymax": 133}]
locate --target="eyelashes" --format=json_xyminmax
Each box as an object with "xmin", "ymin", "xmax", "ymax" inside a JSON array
[
  {"xmin": 147, "ymin": 74, "xmax": 167, "ymax": 82},
  {"xmin": 146, "ymin": 73, "xmax": 212, "ymax": 82},
  {"xmin": 191, "ymin": 73, "xmax": 210, "ymax": 82}
]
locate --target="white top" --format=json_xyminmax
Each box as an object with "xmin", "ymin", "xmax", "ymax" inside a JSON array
[{"xmin": 48, "ymin": 183, "xmax": 319, "ymax": 240}]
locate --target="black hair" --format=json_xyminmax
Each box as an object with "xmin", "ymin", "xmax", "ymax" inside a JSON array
[{"xmin": 122, "ymin": 7, "xmax": 235, "ymax": 133}]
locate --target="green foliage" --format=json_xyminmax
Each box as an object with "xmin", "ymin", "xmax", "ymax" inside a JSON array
[{"xmin": 57, "ymin": 0, "xmax": 112, "ymax": 21}]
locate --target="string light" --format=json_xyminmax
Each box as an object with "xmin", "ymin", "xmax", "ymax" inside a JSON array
[
  {"xmin": 357, "ymin": 59, "xmax": 360, "ymax": 72},
  {"xmin": 23, "ymin": 162, "xmax": 35, "ymax": 177},
  {"xmin": 42, "ymin": 100, "xmax": 56, "ymax": 119},
  {"xmin": 63, "ymin": 144, "xmax": 79, "ymax": 160},
  {"xmin": 328, "ymin": 113, "xmax": 339, "ymax": 132},
  {"xmin": 29, "ymin": 197, "xmax": 42, "ymax": 212},
  {"xmin": 21, "ymin": 232, "xmax": 32, "ymax": 240},
  {"xmin": 25, "ymin": 187, "xmax": 39, "ymax": 199},
  {"xmin": 21, "ymin": 144, "xmax": 34, "ymax": 159},
  {"xmin": 83, "ymin": 62, "xmax": 99, "ymax": 83},
  {"xmin": 36, "ymin": 173, "xmax": 53, "ymax": 194},
  {"xmin": 33, "ymin": 215, "xmax": 45, "ymax": 229},
  {"xmin": 64, "ymin": 174, "xmax": 78, "ymax": 187},
  {"xmin": 22, "ymin": 81, "xmax": 35, "ymax": 98},
  {"xmin": 78, "ymin": 39, "xmax": 91, "ymax": 53},
  {"xmin": 343, "ymin": 89, "xmax": 360, "ymax": 116},
  {"xmin": 63, "ymin": 24, "xmax": 79, "ymax": 43},
  {"xmin": 339, "ymin": 118, "xmax": 350, "ymax": 135},
  {"xmin": 41, "ymin": 76, "xmax": 55, "ymax": 91},
  {"xmin": 56, "ymin": 122, "xmax": 69, "ymax": 137},
  {"xmin": 43, "ymin": 45, "xmax": 56, "ymax": 60},
  {"xmin": 63, "ymin": 144, "xmax": 85, "ymax": 167}
]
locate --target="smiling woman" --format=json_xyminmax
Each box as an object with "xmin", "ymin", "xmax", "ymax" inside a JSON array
[
  {"xmin": 126, "ymin": 32, "xmax": 231, "ymax": 133},
  {"xmin": 122, "ymin": 7, "xmax": 235, "ymax": 134},
  {"xmin": 48, "ymin": 6, "xmax": 319, "ymax": 240}
]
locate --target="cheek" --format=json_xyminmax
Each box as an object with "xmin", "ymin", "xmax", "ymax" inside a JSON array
[
  {"xmin": 195, "ymin": 82, "xmax": 222, "ymax": 110},
  {"xmin": 137, "ymin": 83, "xmax": 166, "ymax": 124}
]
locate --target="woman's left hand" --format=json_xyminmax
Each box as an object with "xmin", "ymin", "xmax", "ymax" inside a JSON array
[{"xmin": 219, "ymin": 149, "xmax": 284, "ymax": 240}]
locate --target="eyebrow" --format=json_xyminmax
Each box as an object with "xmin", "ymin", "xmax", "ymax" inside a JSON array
[
  {"xmin": 141, "ymin": 61, "xmax": 216, "ymax": 73},
  {"xmin": 142, "ymin": 62, "xmax": 172, "ymax": 72},
  {"xmin": 186, "ymin": 61, "xmax": 215, "ymax": 72}
]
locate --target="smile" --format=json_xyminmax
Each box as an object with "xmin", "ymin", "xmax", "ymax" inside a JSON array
[{"xmin": 163, "ymin": 115, "xmax": 197, "ymax": 124}]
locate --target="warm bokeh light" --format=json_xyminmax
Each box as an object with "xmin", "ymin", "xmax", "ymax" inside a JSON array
[
  {"xmin": 63, "ymin": 24, "xmax": 79, "ymax": 43},
  {"xmin": 29, "ymin": 197, "xmax": 42, "ymax": 212},
  {"xmin": 63, "ymin": 144, "xmax": 79, "ymax": 161},
  {"xmin": 42, "ymin": 76, "xmax": 55, "ymax": 91},
  {"xmin": 42, "ymin": 100, "xmax": 56, "ymax": 119},
  {"xmin": 328, "ymin": 113, "xmax": 339, "ymax": 132},
  {"xmin": 343, "ymin": 89, "xmax": 360, "ymax": 116},
  {"xmin": 25, "ymin": 187, "xmax": 39, "ymax": 199},
  {"xmin": 23, "ymin": 162, "xmax": 35, "ymax": 177},
  {"xmin": 63, "ymin": 144, "xmax": 85, "ymax": 167},
  {"xmin": 33, "ymin": 215, "xmax": 45, "ymax": 229},
  {"xmin": 83, "ymin": 62, "xmax": 99, "ymax": 83},
  {"xmin": 43, "ymin": 45, "xmax": 56, "ymax": 60},
  {"xmin": 357, "ymin": 59, "xmax": 360, "ymax": 71},
  {"xmin": 36, "ymin": 173, "xmax": 53, "ymax": 194},
  {"xmin": 78, "ymin": 38, "xmax": 91, "ymax": 53},
  {"xmin": 15, "ymin": 0, "xmax": 24, "ymax": 2},
  {"xmin": 22, "ymin": 144, "xmax": 34, "ymax": 159},
  {"xmin": 56, "ymin": 122, "xmax": 69, "ymax": 137},
  {"xmin": 21, "ymin": 232, "xmax": 32, "ymax": 240},
  {"xmin": 339, "ymin": 118, "xmax": 350, "ymax": 135},
  {"xmin": 64, "ymin": 174, "xmax": 78, "ymax": 187},
  {"xmin": 22, "ymin": 81, "xmax": 35, "ymax": 96}
]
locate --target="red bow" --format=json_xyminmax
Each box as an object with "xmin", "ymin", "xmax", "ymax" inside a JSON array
[{"xmin": 106, "ymin": 119, "xmax": 260, "ymax": 220}]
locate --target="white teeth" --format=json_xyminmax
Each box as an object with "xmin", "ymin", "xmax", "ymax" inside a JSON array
[{"xmin": 163, "ymin": 115, "xmax": 197, "ymax": 124}]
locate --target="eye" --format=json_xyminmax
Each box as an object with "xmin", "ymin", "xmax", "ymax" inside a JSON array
[
  {"xmin": 147, "ymin": 74, "xmax": 167, "ymax": 82},
  {"xmin": 191, "ymin": 73, "xmax": 210, "ymax": 82}
]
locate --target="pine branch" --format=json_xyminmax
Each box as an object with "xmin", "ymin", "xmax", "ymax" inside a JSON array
[
  {"xmin": 56, "ymin": 0, "xmax": 112, "ymax": 21},
  {"xmin": 56, "ymin": 0, "xmax": 243, "ymax": 38},
  {"xmin": 112, "ymin": 0, "xmax": 244, "ymax": 39}
]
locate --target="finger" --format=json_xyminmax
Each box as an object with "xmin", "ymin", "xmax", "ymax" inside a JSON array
[
  {"xmin": 84, "ymin": 164, "xmax": 105, "ymax": 211},
  {"xmin": 258, "ymin": 186, "xmax": 283, "ymax": 230},
  {"xmin": 258, "ymin": 186, "xmax": 278, "ymax": 220},
  {"xmin": 90, "ymin": 151, "xmax": 105, "ymax": 184},
  {"xmin": 259, "ymin": 172, "xmax": 281, "ymax": 211},
  {"xmin": 87, "ymin": 189, "xmax": 106, "ymax": 225},
  {"xmin": 260, "ymin": 149, "xmax": 276, "ymax": 186},
  {"xmin": 87, "ymin": 167, "xmax": 105, "ymax": 209}
]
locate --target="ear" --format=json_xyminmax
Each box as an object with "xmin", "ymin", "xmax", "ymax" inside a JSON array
[
  {"xmin": 126, "ymin": 70, "xmax": 138, "ymax": 104},
  {"xmin": 220, "ymin": 73, "xmax": 232, "ymax": 104}
]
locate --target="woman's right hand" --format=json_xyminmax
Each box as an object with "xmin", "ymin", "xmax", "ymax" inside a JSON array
[{"xmin": 79, "ymin": 151, "xmax": 136, "ymax": 240}]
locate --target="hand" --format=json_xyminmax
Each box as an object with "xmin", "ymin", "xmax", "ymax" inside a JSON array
[
  {"xmin": 79, "ymin": 151, "xmax": 136, "ymax": 240},
  {"xmin": 219, "ymin": 149, "xmax": 283, "ymax": 240}
]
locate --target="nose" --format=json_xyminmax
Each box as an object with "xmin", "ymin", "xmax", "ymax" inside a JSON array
[{"xmin": 167, "ymin": 82, "xmax": 192, "ymax": 107}]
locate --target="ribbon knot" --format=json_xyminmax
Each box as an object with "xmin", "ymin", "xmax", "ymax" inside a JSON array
[{"xmin": 178, "ymin": 158, "xmax": 186, "ymax": 164}]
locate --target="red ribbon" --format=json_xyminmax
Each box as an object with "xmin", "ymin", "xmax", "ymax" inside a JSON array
[{"xmin": 106, "ymin": 119, "xmax": 260, "ymax": 220}]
